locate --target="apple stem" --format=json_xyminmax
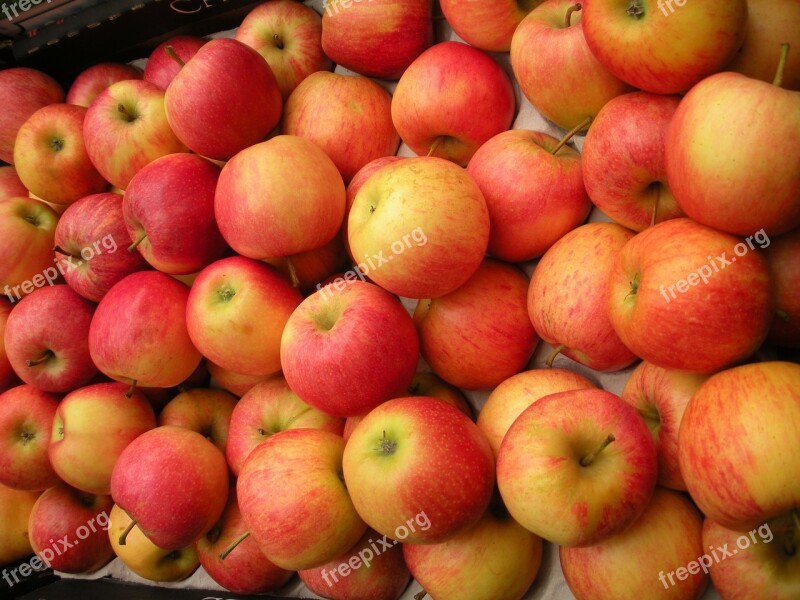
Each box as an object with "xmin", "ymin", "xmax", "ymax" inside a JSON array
[
  {"xmin": 219, "ymin": 530, "xmax": 250, "ymax": 560},
  {"xmin": 285, "ymin": 257, "xmax": 301, "ymax": 288},
  {"xmin": 128, "ymin": 232, "xmax": 147, "ymax": 252},
  {"xmin": 414, "ymin": 591, "xmax": 428, "ymax": 600},
  {"xmin": 551, "ymin": 117, "xmax": 591, "ymax": 155},
  {"xmin": 776, "ymin": 309, "xmax": 790, "ymax": 322},
  {"xmin": 580, "ymin": 434, "xmax": 615, "ymax": 467},
  {"xmin": 164, "ymin": 45, "xmax": 185, "ymax": 68},
  {"xmin": 124, "ymin": 380, "xmax": 137, "ymax": 399},
  {"xmin": 545, "ymin": 344, "xmax": 565, "ymax": 367},
  {"xmin": 118, "ymin": 518, "xmax": 138, "ymax": 546},
  {"xmin": 565, "ymin": 3, "xmax": 582, "ymax": 28},
  {"xmin": 272, "ymin": 33, "xmax": 284, "ymax": 50},
  {"xmin": 427, "ymin": 137, "xmax": 443, "ymax": 158},
  {"xmin": 650, "ymin": 186, "xmax": 660, "ymax": 227},
  {"xmin": 773, "ymin": 43, "xmax": 790, "ymax": 87},
  {"xmin": 117, "ymin": 103, "xmax": 135, "ymax": 122},
  {"xmin": 53, "ymin": 245, "xmax": 79, "ymax": 260},
  {"xmin": 25, "ymin": 350, "xmax": 53, "ymax": 367}
]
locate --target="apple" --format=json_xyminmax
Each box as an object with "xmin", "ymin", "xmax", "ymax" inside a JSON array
[
  {"xmin": 28, "ymin": 484, "xmax": 114, "ymax": 574},
  {"xmin": 282, "ymin": 72, "xmax": 400, "ymax": 183},
  {"xmin": 0, "ymin": 68, "xmax": 64, "ymax": 164},
  {"xmin": 0, "ymin": 299, "xmax": 17, "ymax": 391},
  {"xmin": 66, "ymin": 63, "xmax": 142, "ymax": 108},
  {"xmin": 391, "ymin": 41, "xmax": 515, "ymax": 165},
  {"xmin": 528, "ymin": 222, "xmax": 638, "ymax": 371},
  {"xmin": 343, "ymin": 397, "xmax": 495, "ymax": 544},
  {"xmin": 560, "ymin": 488, "xmax": 707, "ymax": 599},
  {"xmin": 235, "ymin": 0, "xmax": 332, "ymax": 98},
  {"xmin": 477, "ymin": 367, "xmax": 596, "ymax": 457},
  {"xmin": 164, "ymin": 38, "xmax": 282, "ymax": 161},
  {"xmin": 321, "ymin": 0, "xmax": 433, "ymax": 80},
  {"xmin": 348, "ymin": 156, "xmax": 489, "ymax": 298},
  {"xmin": 83, "ymin": 79, "xmax": 188, "ymax": 191},
  {"xmin": 123, "ymin": 153, "xmax": 228, "ymax": 275},
  {"xmin": 110, "ymin": 426, "xmax": 229, "ymax": 550},
  {"xmin": 0, "ymin": 166, "xmax": 28, "ymax": 199},
  {"xmin": 215, "ymin": 135, "xmax": 345, "ymax": 259},
  {"xmin": 466, "ymin": 128, "xmax": 592, "ymax": 262},
  {"xmin": 404, "ymin": 497, "xmax": 543, "ymax": 600},
  {"xmin": 440, "ymin": 0, "xmax": 542, "ymax": 52},
  {"xmin": 582, "ymin": 91, "xmax": 684, "ymax": 231},
  {"xmin": 703, "ymin": 514, "xmax": 800, "ymax": 599},
  {"xmin": 666, "ymin": 46, "xmax": 800, "ymax": 236},
  {"xmin": 54, "ymin": 192, "xmax": 148, "ymax": 303},
  {"xmin": 0, "ymin": 385, "xmax": 60, "ymax": 491},
  {"xmin": 108, "ymin": 504, "xmax": 200, "ymax": 582},
  {"xmin": 511, "ymin": 0, "xmax": 631, "ymax": 131},
  {"xmin": 186, "ymin": 256, "xmax": 303, "ymax": 377},
  {"xmin": 263, "ymin": 231, "xmax": 350, "ymax": 295},
  {"xmin": 299, "ymin": 527, "xmax": 410, "ymax": 600},
  {"xmin": 206, "ymin": 361, "xmax": 273, "ymax": 398},
  {"xmin": 581, "ymin": 0, "xmax": 748, "ymax": 94},
  {"xmin": 238, "ymin": 428, "xmax": 367, "ymax": 570},
  {"xmin": 497, "ymin": 388, "xmax": 658, "ymax": 546},
  {"xmin": 621, "ymin": 362, "xmax": 709, "ymax": 491},
  {"xmin": 143, "ymin": 36, "xmax": 206, "ymax": 90},
  {"xmin": 158, "ymin": 388, "xmax": 238, "ymax": 454},
  {"xmin": 765, "ymin": 228, "xmax": 800, "ymax": 347},
  {"xmin": 0, "ymin": 484, "xmax": 39, "ymax": 565},
  {"xmin": 413, "ymin": 259, "xmax": 539, "ymax": 390},
  {"xmin": 678, "ymin": 361, "xmax": 800, "ymax": 531},
  {"xmin": 88, "ymin": 271, "xmax": 202, "ymax": 391},
  {"xmin": 607, "ymin": 218, "xmax": 774, "ymax": 373},
  {"xmin": 13, "ymin": 104, "xmax": 107, "ymax": 205},
  {"xmin": 196, "ymin": 488, "xmax": 293, "ymax": 595},
  {"xmin": 49, "ymin": 382, "xmax": 155, "ymax": 495},
  {"xmin": 226, "ymin": 375, "xmax": 344, "ymax": 476},
  {"xmin": 280, "ymin": 280, "xmax": 419, "ymax": 418}
]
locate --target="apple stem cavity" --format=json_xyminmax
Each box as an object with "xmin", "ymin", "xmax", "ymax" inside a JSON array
[
  {"xmin": 376, "ymin": 430, "xmax": 398, "ymax": 456},
  {"xmin": 53, "ymin": 245, "xmax": 80, "ymax": 260},
  {"xmin": 580, "ymin": 434, "xmax": 616, "ymax": 467},
  {"xmin": 164, "ymin": 45, "xmax": 186, "ymax": 68},
  {"xmin": 427, "ymin": 137, "xmax": 443, "ymax": 158},
  {"xmin": 565, "ymin": 3, "xmax": 582, "ymax": 28},
  {"xmin": 219, "ymin": 530, "xmax": 250, "ymax": 560},
  {"xmin": 773, "ymin": 44, "xmax": 791, "ymax": 87},
  {"xmin": 127, "ymin": 232, "xmax": 147, "ymax": 252},
  {"xmin": 626, "ymin": 0, "xmax": 645, "ymax": 18},
  {"xmin": 25, "ymin": 350, "xmax": 53, "ymax": 367},
  {"xmin": 545, "ymin": 344, "xmax": 566, "ymax": 367},
  {"xmin": 49, "ymin": 138, "xmax": 64, "ymax": 153},
  {"xmin": 625, "ymin": 273, "xmax": 640, "ymax": 302},
  {"xmin": 272, "ymin": 33, "xmax": 284, "ymax": 50},
  {"xmin": 551, "ymin": 117, "xmax": 592, "ymax": 155},
  {"xmin": 118, "ymin": 518, "xmax": 138, "ymax": 546},
  {"xmin": 124, "ymin": 380, "xmax": 137, "ymax": 399}
]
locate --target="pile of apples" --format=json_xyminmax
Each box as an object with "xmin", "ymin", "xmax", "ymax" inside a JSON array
[{"xmin": 0, "ymin": 0, "xmax": 799, "ymax": 599}]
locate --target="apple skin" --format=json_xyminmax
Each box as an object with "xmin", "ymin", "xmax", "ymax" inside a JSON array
[
  {"xmin": 299, "ymin": 527, "xmax": 411, "ymax": 600},
  {"xmin": 582, "ymin": 91, "xmax": 684, "ymax": 231},
  {"xmin": 235, "ymin": 0, "xmax": 332, "ymax": 99},
  {"xmin": 703, "ymin": 514, "xmax": 800, "ymax": 599},
  {"xmin": 0, "ymin": 68, "xmax": 64, "ymax": 164},
  {"xmin": 678, "ymin": 361, "xmax": 800, "ymax": 531},
  {"xmin": 466, "ymin": 128, "xmax": 592, "ymax": 262},
  {"xmin": 281, "ymin": 280, "xmax": 419, "ymax": 418},
  {"xmin": 765, "ymin": 228, "xmax": 800, "ymax": 347},
  {"xmin": 621, "ymin": 362, "xmax": 709, "ymax": 491},
  {"xmin": 666, "ymin": 72, "xmax": 800, "ymax": 236},
  {"xmin": 0, "ymin": 299, "xmax": 19, "ymax": 391},
  {"xmin": 282, "ymin": 72, "xmax": 400, "ymax": 183},
  {"xmin": 440, "ymin": 0, "xmax": 541, "ymax": 52},
  {"xmin": 238, "ymin": 428, "xmax": 367, "ymax": 571},
  {"xmin": 263, "ymin": 230, "xmax": 350, "ymax": 295},
  {"xmin": 28, "ymin": 484, "xmax": 114, "ymax": 574},
  {"xmin": 108, "ymin": 504, "xmax": 200, "ymax": 582},
  {"xmin": 0, "ymin": 484, "xmax": 39, "ymax": 565},
  {"xmin": 0, "ymin": 166, "xmax": 29, "ymax": 199},
  {"xmin": 66, "ymin": 63, "xmax": 143, "ymax": 108},
  {"xmin": 4, "ymin": 284, "xmax": 97, "ymax": 393},
  {"xmin": 497, "ymin": 388, "xmax": 658, "ymax": 547},
  {"xmin": 511, "ymin": 0, "xmax": 631, "ymax": 131},
  {"xmin": 54, "ymin": 192, "xmax": 148, "ymax": 303},
  {"xmin": 206, "ymin": 361, "xmax": 273, "ymax": 398},
  {"xmin": 14, "ymin": 104, "xmax": 108, "ymax": 206},
  {"xmin": 413, "ymin": 259, "xmax": 539, "ymax": 390},
  {"xmin": 158, "ymin": 388, "xmax": 237, "ymax": 454},
  {"xmin": 607, "ymin": 218, "xmax": 774, "ymax": 373},
  {"xmin": 110, "ymin": 426, "xmax": 229, "ymax": 550},
  {"xmin": 143, "ymin": 36, "xmax": 206, "ymax": 90},
  {"xmin": 392, "ymin": 41, "xmax": 515, "ymax": 165},
  {"xmin": 123, "ymin": 153, "xmax": 228, "ymax": 275},
  {"xmin": 560, "ymin": 488, "xmax": 708, "ymax": 599},
  {"xmin": 348, "ymin": 156, "xmax": 490, "ymax": 299},
  {"xmin": 343, "ymin": 397, "xmax": 495, "ymax": 544},
  {"xmin": 477, "ymin": 367, "xmax": 596, "ymax": 457},
  {"xmin": 164, "ymin": 38, "xmax": 283, "ymax": 161},
  {"xmin": 84, "ymin": 79, "xmax": 188, "ymax": 191},
  {"xmin": 186, "ymin": 256, "xmax": 303, "ymax": 377},
  {"xmin": 89, "ymin": 271, "xmax": 202, "ymax": 389},
  {"xmin": 226, "ymin": 375, "xmax": 344, "ymax": 476},
  {"xmin": 528, "ymin": 222, "xmax": 638, "ymax": 371},
  {"xmin": 321, "ymin": 0, "xmax": 433, "ymax": 80},
  {"xmin": 0, "ymin": 197, "xmax": 59, "ymax": 295},
  {"xmin": 48, "ymin": 382, "xmax": 155, "ymax": 496},
  {"xmin": 215, "ymin": 135, "xmax": 346, "ymax": 259},
  {"xmin": 581, "ymin": 0, "xmax": 748, "ymax": 94}
]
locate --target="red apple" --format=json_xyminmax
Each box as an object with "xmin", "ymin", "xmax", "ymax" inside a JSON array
[
  {"xmin": 143, "ymin": 36, "xmax": 206, "ymax": 90},
  {"xmin": 158, "ymin": 388, "xmax": 238, "ymax": 454},
  {"xmin": 0, "ymin": 299, "xmax": 17, "ymax": 391},
  {"xmin": 440, "ymin": 0, "xmax": 542, "ymax": 52},
  {"xmin": 263, "ymin": 230, "xmax": 350, "ymax": 295},
  {"xmin": 206, "ymin": 361, "xmax": 273, "ymax": 398},
  {"xmin": 765, "ymin": 228, "xmax": 800, "ymax": 347},
  {"xmin": 0, "ymin": 166, "xmax": 28, "ymax": 199},
  {"xmin": 66, "ymin": 63, "xmax": 142, "ymax": 108}
]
